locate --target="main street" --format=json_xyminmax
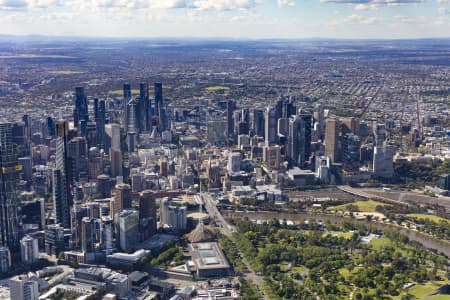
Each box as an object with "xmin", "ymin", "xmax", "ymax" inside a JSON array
[{"xmin": 201, "ymin": 193, "xmax": 269, "ymax": 300}]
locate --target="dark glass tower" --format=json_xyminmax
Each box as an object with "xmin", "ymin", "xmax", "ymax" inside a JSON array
[
  {"xmin": 299, "ymin": 112, "xmax": 312, "ymax": 162},
  {"xmin": 139, "ymin": 82, "xmax": 151, "ymax": 132},
  {"xmin": 288, "ymin": 115, "xmax": 306, "ymax": 167},
  {"xmin": 154, "ymin": 83, "xmax": 163, "ymax": 116},
  {"xmin": 252, "ymin": 109, "xmax": 265, "ymax": 137},
  {"xmin": 94, "ymin": 99, "xmax": 106, "ymax": 150},
  {"xmin": 53, "ymin": 120, "xmax": 72, "ymax": 229},
  {"xmin": 74, "ymin": 87, "xmax": 88, "ymax": 129},
  {"xmin": 0, "ymin": 123, "xmax": 20, "ymax": 250}
]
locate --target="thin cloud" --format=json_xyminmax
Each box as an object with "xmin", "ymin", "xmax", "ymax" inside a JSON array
[
  {"xmin": 278, "ymin": 0, "xmax": 296, "ymax": 7},
  {"xmin": 321, "ymin": 0, "xmax": 421, "ymax": 4},
  {"xmin": 193, "ymin": 0, "xmax": 261, "ymax": 11}
]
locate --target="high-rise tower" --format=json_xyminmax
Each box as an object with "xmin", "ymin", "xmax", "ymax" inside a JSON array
[
  {"xmin": 288, "ymin": 115, "xmax": 306, "ymax": 167},
  {"xmin": 154, "ymin": 83, "xmax": 163, "ymax": 116},
  {"xmin": 325, "ymin": 117, "xmax": 340, "ymax": 163},
  {"xmin": 265, "ymin": 106, "xmax": 278, "ymax": 146},
  {"xmin": 74, "ymin": 87, "xmax": 88, "ymax": 129},
  {"xmin": 53, "ymin": 120, "xmax": 72, "ymax": 229},
  {"xmin": 0, "ymin": 123, "xmax": 20, "ymax": 250},
  {"xmin": 139, "ymin": 82, "xmax": 151, "ymax": 132}
]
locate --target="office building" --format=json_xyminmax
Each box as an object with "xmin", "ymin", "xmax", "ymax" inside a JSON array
[
  {"xmin": 0, "ymin": 122, "xmax": 21, "ymax": 249},
  {"xmin": 342, "ymin": 133, "xmax": 361, "ymax": 171},
  {"xmin": 0, "ymin": 246, "xmax": 11, "ymax": 272},
  {"xmin": 112, "ymin": 183, "xmax": 131, "ymax": 218},
  {"xmin": 94, "ymin": 99, "xmax": 107, "ymax": 150},
  {"xmin": 118, "ymin": 209, "xmax": 139, "ymax": 252},
  {"xmin": 263, "ymin": 145, "xmax": 281, "ymax": 170},
  {"xmin": 325, "ymin": 117, "xmax": 340, "ymax": 163},
  {"xmin": 9, "ymin": 275, "xmax": 39, "ymax": 300},
  {"xmin": 139, "ymin": 82, "xmax": 151, "ymax": 132},
  {"xmin": 252, "ymin": 109, "xmax": 265, "ymax": 137},
  {"xmin": 139, "ymin": 191, "xmax": 157, "ymax": 240},
  {"xmin": 20, "ymin": 235, "xmax": 39, "ymax": 264},
  {"xmin": 373, "ymin": 143, "xmax": 394, "ymax": 179},
  {"xmin": 316, "ymin": 156, "xmax": 331, "ymax": 184},
  {"xmin": 101, "ymin": 217, "xmax": 113, "ymax": 253},
  {"xmin": 288, "ymin": 115, "xmax": 306, "ymax": 167},
  {"xmin": 374, "ymin": 123, "xmax": 387, "ymax": 147},
  {"xmin": 68, "ymin": 136, "xmax": 88, "ymax": 182},
  {"xmin": 81, "ymin": 217, "xmax": 96, "ymax": 253},
  {"xmin": 226, "ymin": 100, "xmax": 236, "ymax": 142},
  {"xmin": 105, "ymin": 123, "xmax": 121, "ymax": 152},
  {"xmin": 160, "ymin": 199, "xmax": 187, "ymax": 230},
  {"xmin": 264, "ymin": 106, "xmax": 278, "ymax": 146},
  {"xmin": 53, "ymin": 120, "xmax": 72, "ymax": 229},
  {"xmin": 154, "ymin": 83, "xmax": 163, "ymax": 116},
  {"xmin": 74, "ymin": 87, "xmax": 88, "ymax": 128},
  {"xmin": 227, "ymin": 152, "xmax": 241, "ymax": 174},
  {"xmin": 44, "ymin": 224, "xmax": 65, "ymax": 256},
  {"xmin": 299, "ymin": 113, "xmax": 313, "ymax": 161},
  {"xmin": 110, "ymin": 149, "xmax": 123, "ymax": 178}
]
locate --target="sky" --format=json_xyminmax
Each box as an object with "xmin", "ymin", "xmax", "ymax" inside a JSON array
[{"xmin": 0, "ymin": 0, "xmax": 449, "ymax": 39}]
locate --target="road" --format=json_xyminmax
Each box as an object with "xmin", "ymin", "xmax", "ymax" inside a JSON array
[{"xmin": 201, "ymin": 193, "xmax": 269, "ymax": 300}]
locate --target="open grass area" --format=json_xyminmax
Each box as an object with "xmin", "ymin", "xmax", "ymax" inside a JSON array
[
  {"xmin": 327, "ymin": 200, "xmax": 386, "ymax": 213},
  {"xmin": 425, "ymin": 295, "xmax": 450, "ymax": 300},
  {"xmin": 408, "ymin": 214, "xmax": 450, "ymax": 224},
  {"xmin": 205, "ymin": 86, "xmax": 230, "ymax": 92},
  {"xmin": 368, "ymin": 237, "xmax": 393, "ymax": 250},
  {"xmin": 48, "ymin": 70, "xmax": 84, "ymax": 75},
  {"xmin": 109, "ymin": 89, "xmax": 140, "ymax": 96},
  {"xmin": 407, "ymin": 282, "xmax": 442, "ymax": 299}
]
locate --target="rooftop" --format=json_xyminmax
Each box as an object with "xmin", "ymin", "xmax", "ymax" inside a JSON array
[{"xmin": 189, "ymin": 242, "xmax": 230, "ymax": 271}]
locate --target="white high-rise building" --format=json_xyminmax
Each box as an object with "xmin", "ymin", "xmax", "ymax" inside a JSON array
[
  {"xmin": 118, "ymin": 209, "xmax": 139, "ymax": 252},
  {"xmin": 10, "ymin": 275, "xmax": 39, "ymax": 300},
  {"xmin": 160, "ymin": 199, "xmax": 187, "ymax": 230},
  {"xmin": 20, "ymin": 235, "xmax": 39, "ymax": 264},
  {"xmin": 227, "ymin": 152, "xmax": 241, "ymax": 175},
  {"xmin": 105, "ymin": 123, "xmax": 121, "ymax": 151},
  {"xmin": 316, "ymin": 156, "xmax": 331, "ymax": 184}
]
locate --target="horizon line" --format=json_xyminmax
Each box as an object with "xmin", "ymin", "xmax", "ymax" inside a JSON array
[{"xmin": 1, "ymin": 33, "xmax": 450, "ymax": 42}]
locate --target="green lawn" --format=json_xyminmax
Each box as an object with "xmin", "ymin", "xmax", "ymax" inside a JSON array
[
  {"xmin": 328, "ymin": 200, "xmax": 386, "ymax": 213},
  {"xmin": 368, "ymin": 237, "xmax": 393, "ymax": 250},
  {"xmin": 407, "ymin": 214, "xmax": 450, "ymax": 224},
  {"xmin": 205, "ymin": 86, "xmax": 230, "ymax": 92},
  {"xmin": 407, "ymin": 283, "xmax": 442, "ymax": 298},
  {"xmin": 425, "ymin": 295, "xmax": 450, "ymax": 300}
]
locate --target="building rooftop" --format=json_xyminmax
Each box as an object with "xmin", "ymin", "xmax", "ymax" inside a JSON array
[
  {"xmin": 189, "ymin": 242, "xmax": 230, "ymax": 271},
  {"xmin": 107, "ymin": 249, "xmax": 150, "ymax": 262}
]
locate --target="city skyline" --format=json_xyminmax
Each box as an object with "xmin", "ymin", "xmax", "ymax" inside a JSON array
[{"xmin": 0, "ymin": 0, "xmax": 449, "ymax": 39}]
